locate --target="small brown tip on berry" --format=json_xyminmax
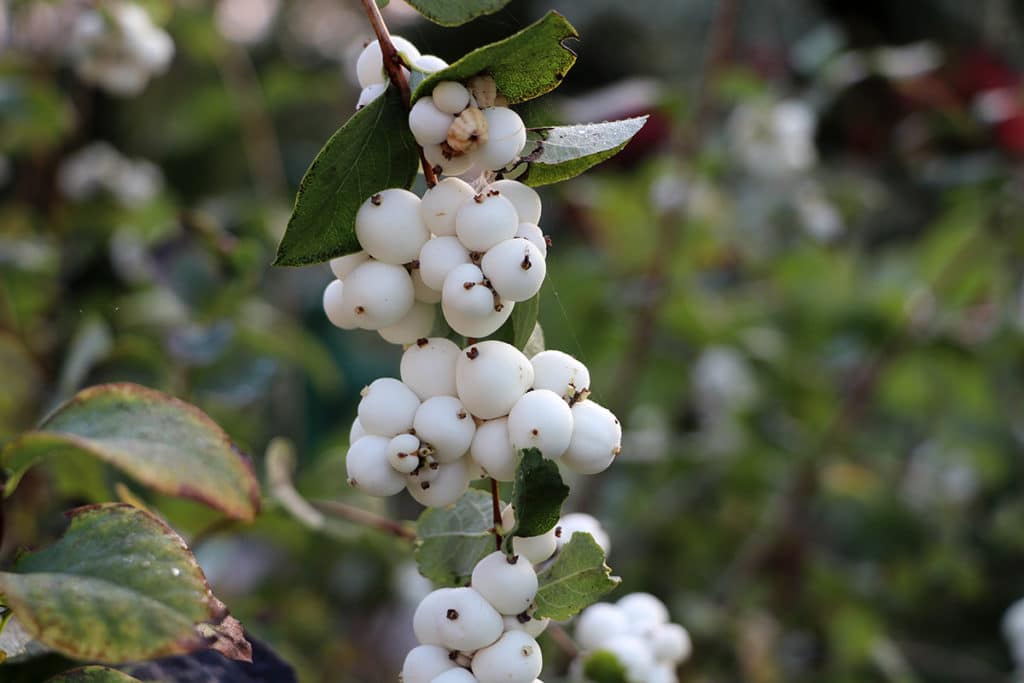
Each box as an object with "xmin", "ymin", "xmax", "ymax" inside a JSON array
[
  {"xmin": 457, "ymin": 410, "xmax": 467, "ymax": 419},
  {"xmin": 521, "ymin": 646, "xmax": 534, "ymax": 656},
  {"xmin": 517, "ymin": 611, "xmax": 531, "ymax": 623},
  {"xmin": 355, "ymin": 305, "xmax": 366, "ymax": 314},
  {"xmin": 421, "ymin": 482, "xmax": 431, "ymax": 490},
  {"xmin": 446, "ymin": 609, "xmax": 459, "ymax": 620},
  {"xmin": 487, "ymin": 189, "xmax": 500, "ymax": 197},
  {"xmin": 554, "ymin": 525, "xmax": 563, "ymax": 537},
  {"xmin": 410, "ymin": 259, "xmax": 420, "ymax": 269},
  {"xmin": 544, "ymin": 235, "xmax": 553, "ymax": 247},
  {"xmin": 466, "ymin": 347, "xmax": 479, "ymax": 359},
  {"xmin": 613, "ymin": 447, "xmax": 622, "ymax": 456},
  {"xmin": 433, "ymin": 164, "xmax": 443, "ymax": 175},
  {"xmin": 347, "ymin": 477, "xmax": 357, "ymax": 487},
  {"xmin": 507, "ymin": 554, "xmax": 519, "ymax": 564},
  {"xmin": 494, "ymin": 303, "xmax": 504, "ymax": 312},
  {"xmin": 531, "ymin": 428, "xmax": 539, "ymax": 436},
  {"xmin": 448, "ymin": 651, "xmax": 459, "ymax": 661},
  {"xmin": 469, "ymin": 251, "xmax": 483, "ymax": 263},
  {"xmin": 521, "ymin": 254, "xmax": 532, "ymax": 270},
  {"xmin": 370, "ymin": 193, "xmax": 382, "ymax": 206},
  {"xmin": 463, "ymin": 281, "xmax": 476, "ymax": 290},
  {"xmin": 398, "ymin": 451, "xmax": 409, "ymax": 458},
  {"xmin": 473, "ymin": 193, "xmax": 484, "ymax": 203},
  {"xmin": 429, "ymin": 461, "xmax": 439, "ymax": 470},
  {"xmin": 416, "ymin": 338, "xmax": 429, "ymax": 347}
]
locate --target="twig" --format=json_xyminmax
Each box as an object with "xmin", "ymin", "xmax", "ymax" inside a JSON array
[
  {"xmin": 359, "ymin": 0, "xmax": 439, "ymax": 187},
  {"xmin": 547, "ymin": 622, "xmax": 579, "ymax": 659},
  {"xmin": 490, "ymin": 477, "xmax": 503, "ymax": 551},
  {"xmin": 312, "ymin": 499, "xmax": 417, "ymax": 542}
]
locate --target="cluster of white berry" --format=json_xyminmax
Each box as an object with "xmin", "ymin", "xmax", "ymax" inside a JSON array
[
  {"xmin": 571, "ymin": 594, "xmax": 691, "ymax": 683},
  {"xmin": 402, "ymin": 510, "xmax": 608, "ymax": 683},
  {"xmin": 322, "ymin": 176, "xmax": 547, "ymax": 343},
  {"xmin": 344, "ymin": 339, "xmax": 621, "ymax": 506},
  {"xmin": 69, "ymin": 2, "xmax": 174, "ymax": 97},
  {"xmin": 57, "ymin": 142, "xmax": 163, "ymax": 207}
]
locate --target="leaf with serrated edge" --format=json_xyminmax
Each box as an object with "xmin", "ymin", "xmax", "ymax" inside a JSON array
[
  {"xmin": 405, "ymin": 0, "xmax": 512, "ymax": 26},
  {"xmin": 0, "ymin": 504, "xmax": 229, "ymax": 664},
  {"xmin": 533, "ymin": 532, "xmax": 620, "ymax": 620},
  {"xmin": 504, "ymin": 448, "xmax": 568, "ymax": 552},
  {"xmin": 2, "ymin": 383, "xmax": 260, "ymax": 521},
  {"xmin": 45, "ymin": 667, "xmax": 145, "ymax": 683},
  {"xmin": 415, "ymin": 489, "xmax": 496, "ymax": 587},
  {"xmin": 517, "ymin": 117, "xmax": 649, "ymax": 187},
  {"xmin": 274, "ymin": 85, "xmax": 419, "ymax": 266},
  {"xmin": 412, "ymin": 12, "xmax": 578, "ymax": 105}
]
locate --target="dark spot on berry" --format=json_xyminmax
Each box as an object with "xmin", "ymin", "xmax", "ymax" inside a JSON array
[
  {"xmin": 487, "ymin": 189, "xmax": 499, "ymax": 197},
  {"xmin": 531, "ymin": 428, "xmax": 539, "ymax": 436},
  {"xmin": 429, "ymin": 461, "xmax": 439, "ymax": 470},
  {"xmin": 507, "ymin": 554, "xmax": 519, "ymax": 564},
  {"xmin": 521, "ymin": 254, "xmax": 532, "ymax": 270},
  {"xmin": 417, "ymin": 338, "xmax": 429, "ymax": 347},
  {"xmin": 446, "ymin": 609, "xmax": 459, "ymax": 620},
  {"xmin": 371, "ymin": 193, "xmax": 382, "ymax": 206},
  {"xmin": 466, "ymin": 347, "xmax": 479, "ymax": 359},
  {"xmin": 555, "ymin": 525, "xmax": 563, "ymax": 537},
  {"xmin": 463, "ymin": 281, "xmax": 476, "ymax": 290},
  {"xmin": 448, "ymin": 651, "xmax": 458, "ymax": 661},
  {"xmin": 457, "ymin": 410, "xmax": 467, "ymax": 419},
  {"xmin": 473, "ymin": 193, "xmax": 484, "ymax": 204},
  {"xmin": 421, "ymin": 482, "xmax": 431, "ymax": 490},
  {"xmin": 355, "ymin": 306, "xmax": 365, "ymax": 314}
]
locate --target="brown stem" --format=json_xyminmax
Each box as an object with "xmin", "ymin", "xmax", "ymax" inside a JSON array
[
  {"xmin": 359, "ymin": 0, "xmax": 439, "ymax": 187},
  {"xmin": 547, "ymin": 622, "xmax": 580, "ymax": 659},
  {"xmin": 312, "ymin": 499, "xmax": 416, "ymax": 542},
  {"xmin": 490, "ymin": 477, "xmax": 503, "ymax": 551}
]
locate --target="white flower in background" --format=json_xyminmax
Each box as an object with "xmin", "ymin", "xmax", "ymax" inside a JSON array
[
  {"xmin": 692, "ymin": 346, "xmax": 757, "ymax": 415},
  {"xmin": 872, "ymin": 42, "xmax": 942, "ymax": 80},
  {"xmin": 727, "ymin": 98, "xmax": 817, "ymax": 178},
  {"xmin": 902, "ymin": 440, "xmax": 978, "ymax": 511},
  {"xmin": 215, "ymin": 0, "xmax": 279, "ymax": 44},
  {"xmin": 69, "ymin": 2, "xmax": 174, "ymax": 96},
  {"xmin": 793, "ymin": 181, "xmax": 844, "ymax": 242},
  {"xmin": 58, "ymin": 142, "xmax": 163, "ymax": 207}
]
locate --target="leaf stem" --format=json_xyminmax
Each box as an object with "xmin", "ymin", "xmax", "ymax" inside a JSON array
[
  {"xmin": 359, "ymin": 0, "xmax": 439, "ymax": 188},
  {"xmin": 490, "ymin": 477, "xmax": 503, "ymax": 551},
  {"xmin": 311, "ymin": 499, "xmax": 417, "ymax": 541}
]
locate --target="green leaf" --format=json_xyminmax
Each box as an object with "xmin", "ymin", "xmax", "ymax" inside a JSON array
[
  {"xmin": 2, "ymin": 383, "xmax": 260, "ymax": 522},
  {"xmin": 493, "ymin": 290, "xmax": 541, "ymax": 350},
  {"xmin": 0, "ymin": 504, "xmax": 230, "ymax": 664},
  {"xmin": 404, "ymin": 0, "xmax": 512, "ymax": 26},
  {"xmin": 412, "ymin": 12, "xmax": 578, "ymax": 105},
  {"xmin": 516, "ymin": 116, "xmax": 649, "ymax": 187},
  {"xmin": 44, "ymin": 667, "xmax": 144, "ymax": 683},
  {"xmin": 504, "ymin": 448, "xmax": 568, "ymax": 550},
  {"xmin": 415, "ymin": 489, "xmax": 497, "ymax": 587},
  {"xmin": 583, "ymin": 651, "xmax": 630, "ymax": 683},
  {"xmin": 273, "ymin": 85, "xmax": 419, "ymax": 266},
  {"xmin": 533, "ymin": 532, "xmax": 620, "ymax": 620}
]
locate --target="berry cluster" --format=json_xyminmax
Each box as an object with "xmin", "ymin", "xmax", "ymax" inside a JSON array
[
  {"xmin": 402, "ymin": 510, "xmax": 606, "ymax": 683},
  {"xmin": 345, "ymin": 340, "xmax": 621, "ymax": 507},
  {"xmin": 571, "ymin": 594, "xmax": 692, "ymax": 683}
]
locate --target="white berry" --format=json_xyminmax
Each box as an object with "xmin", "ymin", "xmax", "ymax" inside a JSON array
[
  {"xmin": 420, "ymin": 178, "xmax": 475, "ymax": 236},
  {"xmin": 346, "ymin": 435, "xmax": 406, "ymax": 496},
  {"xmin": 379, "ymin": 301, "xmax": 436, "ymax": 346},
  {"xmin": 617, "ymin": 592, "xmax": 669, "ymax": 632},
  {"xmin": 442, "ymin": 291, "xmax": 513, "ymax": 339},
  {"xmin": 456, "ymin": 341, "xmax": 534, "ymax": 420},
  {"xmin": 323, "ymin": 280, "xmax": 358, "ymax": 330},
  {"xmin": 502, "ymin": 613, "xmax": 550, "ymax": 638},
  {"xmin": 358, "ymin": 377, "xmax": 421, "ymax": 436},
  {"xmin": 423, "ymin": 142, "xmax": 476, "ymax": 176},
  {"xmin": 471, "ymin": 631, "xmax": 542, "ymax": 683},
  {"xmin": 507, "ymin": 389, "xmax": 574, "ymax": 460},
  {"xmin": 560, "ymin": 400, "xmax": 621, "ymax": 475},
  {"xmin": 596, "ymin": 635, "xmax": 655, "ymax": 683},
  {"xmin": 514, "ymin": 223, "xmax": 547, "ymax": 257},
  {"xmin": 430, "ymin": 669, "xmax": 477, "ymax": 683},
  {"xmin": 329, "ymin": 250, "xmax": 369, "ymax": 279},
  {"xmin": 651, "ymin": 623, "xmax": 692, "ymax": 663},
  {"xmin": 489, "ymin": 180, "xmax": 542, "ymax": 225},
  {"xmin": 530, "ymin": 350, "xmax": 590, "ymax": 401},
  {"xmin": 343, "ymin": 260, "xmax": 415, "ymax": 329},
  {"xmin": 420, "ymin": 236, "xmax": 471, "ymax": 290},
  {"xmin": 387, "ymin": 433, "xmax": 421, "ymax": 474},
  {"xmin": 414, "ymin": 54, "xmax": 448, "ymax": 72},
  {"xmin": 356, "ymin": 83, "xmax": 386, "ymax": 109},
  {"xmin": 410, "ymin": 98, "xmax": 456, "ymax": 147},
  {"xmin": 355, "ymin": 40, "xmax": 387, "ymax": 88},
  {"xmin": 455, "ymin": 192, "xmax": 519, "ymax": 252},
  {"xmin": 442, "ymin": 263, "xmax": 498, "ymax": 319},
  {"xmin": 415, "ymin": 586, "xmax": 504, "ymax": 652},
  {"xmin": 575, "ymin": 602, "xmax": 630, "ymax": 651},
  {"xmin": 414, "ymin": 396, "xmax": 476, "ymax": 463},
  {"xmin": 481, "ymin": 238, "xmax": 546, "ymax": 302},
  {"xmin": 401, "ymin": 337, "xmax": 460, "ymax": 400},
  {"xmin": 469, "ymin": 418, "xmax": 516, "ymax": 482},
  {"xmin": 432, "ymin": 81, "xmax": 471, "ymax": 115},
  {"xmin": 557, "ymin": 513, "xmax": 610, "ymax": 556},
  {"xmin": 407, "ymin": 457, "xmax": 471, "ymax": 507},
  {"xmin": 402, "ymin": 645, "xmax": 456, "ymax": 683},
  {"xmin": 355, "ymin": 189, "xmax": 429, "ymax": 265},
  {"xmin": 349, "ymin": 417, "xmax": 367, "ymax": 444},
  {"xmin": 477, "ymin": 107, "xmax": 526, "ymax": 171},
  {"xmin": 412, "ymin": 266, "xmax": 443, "ymax": 304},
  {"xmin": 471, "ymin": 551, "xmax": 538, "ymax": 616},
  {"xmin": 512, "ymin": 527, "xmax": 558, "ymax": 565}
]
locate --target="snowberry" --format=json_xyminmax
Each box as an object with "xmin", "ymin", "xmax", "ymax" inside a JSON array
[
  {"xmin": 430, "ymin": 669, "xmax": 477, "ymax": 683},
  {"xmin": 649, "ymin": 665, "xmax": 680, "ymax": 683},
  {"xmin": 379, "ymin": 301, "xmax": 436, "ymax": 345},
  {"xmin": 442, "ymin": 264, "xmax": 499, "ymax": 319},
  {"xmin": 346, "ymin": 435, "xmax": 407, "ymax": 496},
  {"xmin": 469, "ymin": 418, "xmax": 516, "ymax": 482},
  {"xmin": 478, "ymin": 108, "xmax": 527, "ymax": 171},
  {"xmin": 420, "ymin": 178, "xmax": 475, "ymax": 236},
  {"xmin": 414, "ymin": 396, "xmax": 477, "ymax": 463},
  {"xmin": 401, "ymin": 337, "xmax": 460, "ymax": 400},
  {"xmin": 456, "ymin": 341, "xmax": 534, "ymax": 420},
  {"xmin": 415, "ymin": 586, "xmax": 504, "ymax": 652},
  {"xmin": 323, "ymin": 280, "xmax": 358, "ymax": 330},
  {"xmin": 514, "ymin": 223, "xmax": 547, "ymax": 257},
  {"xmin": 471, "ymin": 631, "xmax": 543, "ymax": 683},
  {"xmin": 596, "ymin": 635, "xmax": 656, "ymax": 683},
  {"xmin": 412, "ymin": 266, "xmax": 443, "ymax": 304},
  {"xmin": 575, "ymin": 603, "xmax": 631, "ymax": 651},
  {"xmin": 617, "ymin": 592, "xmax": 669, "ymax": 632},
  {"xmin": 423, "ymin": 142, "xmax": 476, "ymax": 176},
  {"xmin": 350, "ymin": 418, "xmax": 367, "ymax": 444},
  {"xmin": 432, "ymin": 81, "xmax": 471, "ymax": 115},
  {"xmin": 503, "ymin": 613, "xmax": 550, "ymax": 638},
  {"xmin": 471, "ymin": 551, "xmax": 538, "ymax": 616},
  {"xmin": 455, "ymin": 193, "xmax": 519, "ymax": 252},
  {"xmin": 530, "ymin": 350, "xmax": 590, "ymax": 401},
  {"xmin": 489, "ymin": 180, "xmax": 542, "ymax": 225},
  {"xmin": 651, "ymin": 623, "xmax": 692, "ymax": 663},
  {"xmin": 410, "ymin": 98, "xmax": 456, "ymax": 147},
  {"xmin": 560, "ymin": 400, "xmax": 621, "ymax": 475},
  {"xmin": 358, "ymin": 377, "xmax": 421, "ymax": 436},
  {"xmin": 480, "ymin": 238, "xmax": 546, "ymax": 302},
  {"xmin": 343, "ymin": 260, "xmax": 415, "ymax": 329},
  {"xmin": 407, "ymin": 457, "xmax": 472, "ymax": 507},
  {"xmin": 507, "ymin": 389, "xmax": 574, "ymax": 460},
  {"xmin": 442, "ymin": 291, "xmax": 513, "ymax": 339},
  {"xmin": 402, "ymin": 645, "xmax": 457, "ymax": 683},
  {"xmin": 356, "ymin": 37, "xmax": 417, "ymax": 88},
  {"xmin": 355, "ymin": 189, "xmax": 429, "ymax": 265},
  {"xmin": 414, "ymin": 54, "xmax": 449, "ymax": 72},
  {"xmin": 356, "ymin": 83, "xmax": 386, "ymax": 109},
  {"xmin": 557, "ymin": 513, "xmax": 611, "ymax": 556},
  {"xmin": 329, "ymin": 251, "xmax": 369, "ymax": 280},
  {"xmin": 387, "ymin": 433, "xmax": 421, "ymax": 474},
  {"xmin": 420, "ymin": 236, "xmax": 471, "ymax": 290},
  {"xmin": 512, "ymin": 528, "xmax": 558, "ymax": 566}
]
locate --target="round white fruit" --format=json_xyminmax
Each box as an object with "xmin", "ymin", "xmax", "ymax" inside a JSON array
[
  {"xmin": 386, "ymin": 433, "xmax": 421, "ymax": 474},
  {"xmin": 651, "ymin": 623, "xmax": 692, "ymax": 663},
  {"xmin": 456, "ymin": 341, "xmax": 534, "ymax": 420},
  {"xmin": 596, "ymin": 634, "xmax": 656, "ymax": 683},
  {"xmin": 477, "ymin": 107, "xmax": 526, "ymax": 171},
  {"xmin": 557, "ymin": 513, "xmax": 610, "ymax": 556},
  {"xmin": 411, "ymin": 266, "xmax": 443, "ymax": 304},
  {"xmin": 471, "ymin": 631, "xmax": 542, "ymax": 683},
  {"xmin": 423, "ymin": 142, "xmax": 476, "ymax": 176},
  {"xmin": 471, "ymin": 551, "xmax": 538, "ymax": 616},
  {"xmin": 512, "ymin": 527, "xmax": 558, "ymax": 565},
  {"xmin": 407, "ymin": 457, "xmax": 472, "ymax": 507},
  {"xmin": 343, "ymin": 260, "xmax": 415, "ymax": 329},
  {"xmin": 355, "ymin": 189, "xmax": 429, "ymax": 265},
  {"xmin": 415, "ymin": 586, "xmax": 504, "ymax": 652},
  {"xmin": 430, "ymin": 669, "xmax": 477, "ymax": 683},
  {"xmin": 391, "ymin": 36, "xmax": 421, "ymax": 62},
  {"xmin": 432, "ymin": 81, "xmax": 471, "ymax": 115},
  {"xmin": 469, "ymin": 418, "xmax": 516, "ymax": 481},
  {"xmin": 414, "ymin": 396, "xmax": 476, "ymax": 463},
  {"xmin": 617, "ymin": 592, "xmax": 669, "ymax": 632},
  {"xmin": 575, "ymin": 602, "xmax": 630, "ymax": 651},
  {"xmin": 455, "ymin": 192, "xmax": 519, "ymax": 252},
  {"xmin": 507, "ymin": 389, "xmax": 574, "ymax": 460},
  {"xmin": 420, "ymin": 236, "xmax": 471, "ymax": 290},
  {"xmin": 355, "ymin": 40, "xmax": 387, "ymax": 88},
  {"xmin": 323, "ymin": 279, "xmax": 358, "ymax": 330},
  {"xmin": 346, "ymin": 435, "xmax": 406, "ymax": 496},
  {"xmin": 443, "ymin": 294, "xmax": 513, "ymax": 339},
  {"xmin": 530, "ymin": 350, "xmax": 590, "ymax": 400},
  {"xmin": 515, "ymin": 223, "xmax": 547, "ymax": 257},
  {"xmin": 401, "ymin": 337, "xmax": 460, "ymax": 400},
  {"xmin": 480, "ymin": 238, "xmax": 546, "ymax": 302},
  {"xmin": 356, "ymin": 83, "xmax": 386, "ymax": 109},
  {"xmin": 358, "ymin": 377, "xmax": 421, "ymax": 436},
  {"xmin": 329, "ymin": 250, "xmax": 369, "ymax": 279},
  {"xmin": 489, "ymin": 180, "xmax": 542, "ymax": 225},
  {"xmin": 442, "ymin": 263, "xmax": 497, "ymax": 319},
  {"xmin": 560, "ymin": 400, "xmax": 621, "ymax": 475},
  {"xmin": 349, "ymin": 417, "xmax": 367, "ymax": 444},
  {"xmin": 420, "ymin": 177, "xmax": 475, "ymax": 236},
  {"xmin": 413, "ymin": 54, "xmax": 448, "ymax": 72},
  {"xmin": 402, "ymin": 645, "xmax": 456, "ymax": 683},
  {"xmin": 410, "ymin": 98, "xmax": 455, "ymax": 146},
  {"xmin": 502, "ymin": 614, "xmax": 550, "ymax": 638},
  {"xmin": 379, "ymin": 300, "xmax": 436, "ymax": 346}
]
